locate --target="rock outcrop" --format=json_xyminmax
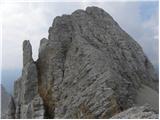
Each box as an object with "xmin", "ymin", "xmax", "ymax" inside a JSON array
[
  {"xmin": 1, "ymin": 85, "xmax": 11, "ymax": 118},
  {"xmin": 7, "ymin": 97, "xmax": 15, "ymax": 119},
  {"xmin": 6, "ymin": 6, "xmax": 158, "ymax": 119},
  {"xmin": 111, "ymin": 104, "xmax": 158, "ymax": 119},
  {"xmin": 7, "ymin": 41, "xmax": 45, "ymax": 119}
]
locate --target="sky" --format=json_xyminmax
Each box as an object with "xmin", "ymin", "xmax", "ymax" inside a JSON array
[{"xmin": 0, "ymin": 0, "xmax": 159, "ymax": 92}]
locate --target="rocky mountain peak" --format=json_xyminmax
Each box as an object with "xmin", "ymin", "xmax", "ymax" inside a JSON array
[{"xmin": 5, "ymin": 6, "xmax": 158, "ymax": 119}]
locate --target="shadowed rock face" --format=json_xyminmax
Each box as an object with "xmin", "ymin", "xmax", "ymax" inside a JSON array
[{"xmin": 6, "ymin": 6, "xmax": 158, "ymax": 119}]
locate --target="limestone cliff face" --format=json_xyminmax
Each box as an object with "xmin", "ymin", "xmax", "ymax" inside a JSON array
[{"xmin": 7, "ymin": 6, "xmax": 158, "ymax": 119}]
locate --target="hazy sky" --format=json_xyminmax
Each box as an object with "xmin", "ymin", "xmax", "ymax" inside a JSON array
[{"xmin": 1, "ymin": 0, "xmax": 159, "ymax": 71}]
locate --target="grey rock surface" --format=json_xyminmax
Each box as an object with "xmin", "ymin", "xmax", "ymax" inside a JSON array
[
  {"xmin": 7, "ymin": 6, "xmax": 158, "ymax": 119},
  {"xmin": 7, "ymin": 96, "xmax": 15, "ymax": 119},
  {"xmin": 111, "ymin": 104, "xmax": 158, "ymax": 119},
  {"xmin": 6, "ymin": 40, "xmax": 45, "ymax": 119},
  {"xmin": 136, "ymin": 84, "xmax": 159, "ymax": 111},
  {"xmin": 23, "ymin": 40, "xmax": 33, "ymax": 67},
  {"xmin": 1, "ymin": 85, "xmax": 11, "ymax": 118}
]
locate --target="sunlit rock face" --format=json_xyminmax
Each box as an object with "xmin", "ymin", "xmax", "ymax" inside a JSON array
[{"xmin": 6, "ymin": 6, "xmax": 158, "ymax": 119}]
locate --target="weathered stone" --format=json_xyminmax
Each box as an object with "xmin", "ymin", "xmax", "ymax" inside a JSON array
[
  {"xmin": 7, "ymin": 6, "xmax": 158, "ymax": 119},
  {"xmin": 24, "ymin": 95, "xmax": 45, "ymax": 119},
  {"xmin": 136, "ymin": 84, "xmax": 159, "ymax": 111},
  {"xmin": 111, "ymin": 104, "xmax": 158, "ymax": 119},
  {"xmin": 45, "ymin": 6, "xmax": 158, "ymax": 118},
  {"xmin": 23, "ymin": 40, "xmax": 33, "ymax": 66},
  {"xmin": 1, "ymin": 85, "xmax": 11, "ymax": 118},
  {"xmin": 8, "ymin": 40, "xmax": 45, "ymax": 119},
  {"xmin": 7, "ymin": 97, "xmax": 15, "ymax": 119}
]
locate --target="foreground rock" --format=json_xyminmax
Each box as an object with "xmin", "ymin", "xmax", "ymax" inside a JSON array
[
  {"xmin": 5, "ymin": 6, "xmax": 158, "ymax": 119},
  {"xmin": 1, "ymin": 85, "xmax": 11, "ymax": 118},
  {"xmin": 111, "ymin": 104, "xmax": 158, "ymax": 119},
  {"xmin": 7, "ymin": 97, "xmax": 15, "ymax": 119}
]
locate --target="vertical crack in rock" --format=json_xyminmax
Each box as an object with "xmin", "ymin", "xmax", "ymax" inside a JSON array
[
  {"xmin": 7, "ymin": 6, "xmax": 158, "ymax": 119},
  {"xmin": 36, "ymin": 38, "xmax": 55, "ymax": 118}
]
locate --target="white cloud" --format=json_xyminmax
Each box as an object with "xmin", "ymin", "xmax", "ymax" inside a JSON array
[
  {"xmin": 2, "ymin": 2, "xmax": 50, "ymax": 69},
  {"xmin": 1, "ymin": 1, "xmax": 158, "ymax": 70}
]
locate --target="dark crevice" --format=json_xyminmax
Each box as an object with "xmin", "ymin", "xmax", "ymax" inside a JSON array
[{"xmin": 36, "ymin": 62, "xmax": 55, "ymax": 119}]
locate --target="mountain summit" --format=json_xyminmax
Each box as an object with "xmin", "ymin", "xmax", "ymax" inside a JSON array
[{"xmin": 6, "ymin": 6, "xmax": 158, "ymax": 119}]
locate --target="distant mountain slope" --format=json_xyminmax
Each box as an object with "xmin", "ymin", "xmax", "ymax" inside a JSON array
[{"xmin": 2, "ymin": 69, "xmax": 21, "ymax": 94}]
